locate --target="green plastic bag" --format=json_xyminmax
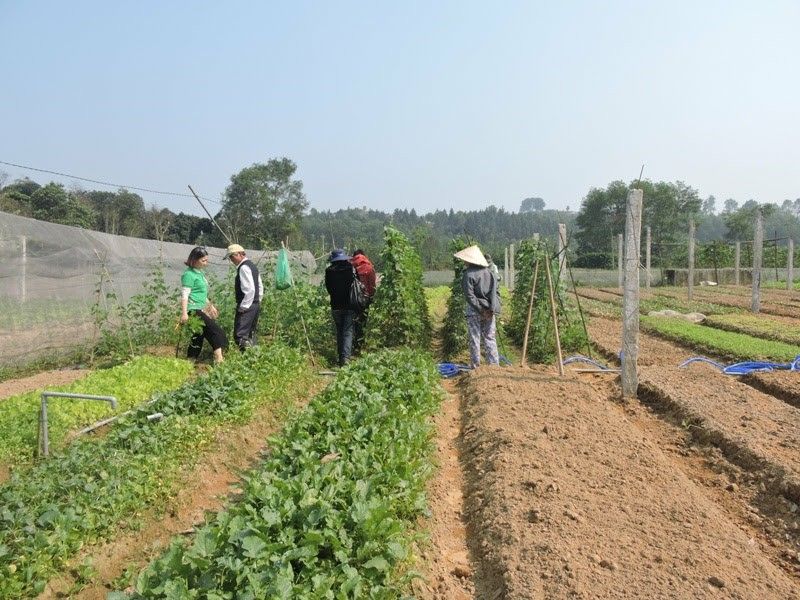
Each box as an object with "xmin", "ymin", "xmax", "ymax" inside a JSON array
[{"xmin": 275, "ymin": 248, "xmax": 294, "ymax": 290}]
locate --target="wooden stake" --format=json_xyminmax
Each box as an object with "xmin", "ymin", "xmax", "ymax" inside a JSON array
[
  {"xmin": 544, "ymin": 253, "xmax": 564, "ymax": 376},
  {"xmin": 621, "ymin": 189, "xmax": 643, "ymax": 398},
  {"xmin": 520, "ymin": 259, "xmax": 540, "ymax": 366},
  {"xmin": 752, "ymin": 209, "xmax": 763, "ymax": 313}
]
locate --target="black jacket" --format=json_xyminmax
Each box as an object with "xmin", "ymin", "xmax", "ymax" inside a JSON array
[{"xmin": 325, "ymin": 261, "xmax": 355, "ymax": 310}]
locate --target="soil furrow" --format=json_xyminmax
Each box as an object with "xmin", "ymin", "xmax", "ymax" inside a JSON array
[{"xmin": 458, "ymin": 367, "xmax": 800, "ymax": 598}]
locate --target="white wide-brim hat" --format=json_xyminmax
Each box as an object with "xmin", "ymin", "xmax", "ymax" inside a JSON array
[{"xmin": 454, "ymin": 245, "xmax": 488, "ymax": 267}]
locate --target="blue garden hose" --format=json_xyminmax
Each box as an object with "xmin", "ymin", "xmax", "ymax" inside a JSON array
[
  {"xmin": 562, "ymin": 355, "xmax": 613, "ymax": 371},
  {"xmin": 437, "ymin": 354, "xmax": 512, "ymax": 377},
  {"xmin": 679, "ymin": 355, "xmax": 800, "ymax": 375},
  {"xmin": 437, "ymin": 363, "xmax": 472, "ymax": 378}
]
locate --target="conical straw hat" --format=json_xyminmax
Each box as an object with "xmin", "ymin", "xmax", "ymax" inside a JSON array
[{"xmin": 454, "ymin": 245, "xmax": 488, "ymax": 267}]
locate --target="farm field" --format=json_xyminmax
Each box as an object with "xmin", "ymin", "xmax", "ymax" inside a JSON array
[{"xmin": 3, "ymin": 266, "xmax": 800, "ymax": 598}]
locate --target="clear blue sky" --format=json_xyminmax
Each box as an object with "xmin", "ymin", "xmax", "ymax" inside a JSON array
[{"xmin": 1, "ymin": 0, "xmax": 798, "ymax": 217}]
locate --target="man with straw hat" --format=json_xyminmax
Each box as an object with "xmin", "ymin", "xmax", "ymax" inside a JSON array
[
  {"xmin": 455, "ymin": 245, "xmax": 500, "ymax": 368},
  {"xmin": 226, "ymin": 243, "xmax": 264, "ymax": 352}
]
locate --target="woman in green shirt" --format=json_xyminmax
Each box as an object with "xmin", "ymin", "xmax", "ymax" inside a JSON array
[{"xmin": 180, "ymin": 247, "xmax": 228, "ymax": 364}]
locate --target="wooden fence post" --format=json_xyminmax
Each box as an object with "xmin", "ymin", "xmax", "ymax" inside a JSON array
[
  {"xmin": 622, "ymin": 189, "xmax": 643, "ymax": 398},
  {"xmin": 688, "ymin": 220, "xmax": 695, "ymax": 301},
  {"xmin": 787, "ymin": 239, "xmax": 794, "ymax": 291},
  {"xmin": 20, "ymin": 235, "xmax": 27, "ymax": 304},
  {"xmin": 617, "ymin": 234, "xmax": 624, "ymax": 289},
  {"xmin": 645, "ymin": 226, "xmax": 651, "ymax": 289},
  {"xmin": 504, "ymin": 247, "xmax": 509, "ymax": 288},
  {"xmin": 752, "ymin": 210, "xmax": 763, "ymax": 313},
  {"xmin": 735, "ymin": 241, "xmax": 741, "ymax": 285},
  {"xmin": 509, "ymin": 243, "xmax": 515, "ymax": 291}
]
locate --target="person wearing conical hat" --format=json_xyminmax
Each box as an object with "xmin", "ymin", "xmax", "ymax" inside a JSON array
[{"xmin": 455, "ymin": 245, "xmax": 500, "ymax": 368}]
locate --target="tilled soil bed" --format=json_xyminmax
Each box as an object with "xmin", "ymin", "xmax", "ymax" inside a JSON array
[
  {"xmin": 459, "ymin": 367, "xmax": 799, "ymax": 598},
  {"xmin": 589, "ymin": 317, "xmax": 800, "ymax": 500}
]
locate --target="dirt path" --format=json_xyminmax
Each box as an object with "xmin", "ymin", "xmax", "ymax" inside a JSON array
[
  {"xmin": 459, "ymin": 367, "xmax": 800, "ymax": 599},
  {"xmin": 40, "ymin": 378, "xmax": 323, "ymax": 599},
  {"xmin": 0, "ymin": 368, "xmax": 90, "ymax": 401},
  {"xmin": 415, "ymin": 380, "xmax": 475, "ymax": 599}
]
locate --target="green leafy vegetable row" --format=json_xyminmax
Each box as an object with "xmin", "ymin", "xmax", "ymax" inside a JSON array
[
  {"xmin": 704, "ymin": 313, "xmax": 800, "ymax": 346},
  {"xmin": 0, "ymin": 355, "xmax": 193, "ymax": 468},
  {"xmin": 126, "ymin": 349, "xmax": 442, "ymax": 599},
  {"xmin": 641, "ymin": 316, "xmax": 800, "ymax": 362},
  {"xmin": 0, "ymin": 345, "xmax": 310, "ymax": 599}
]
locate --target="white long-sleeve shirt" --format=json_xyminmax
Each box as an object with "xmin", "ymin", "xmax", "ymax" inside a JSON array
[{"xmin": 237, "ymin": 261, "xmax": 264, "ymax": 310}]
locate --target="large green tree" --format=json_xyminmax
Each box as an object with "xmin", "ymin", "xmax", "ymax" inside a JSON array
[
  {"xmin": 29, "ymin": 183, "xmax": 96, "ymax": 228},
  {"xmin": 217, "ymin": 158, "xmax": 308, "ymax": 248},
  {"xmin": 574, "ymin": 179, "xmax": 701, "ymax": 265}
]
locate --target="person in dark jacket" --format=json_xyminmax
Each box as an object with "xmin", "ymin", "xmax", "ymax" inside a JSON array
[
  {"xmin": 226, "ymin": 243, "xmax": 264, "ymax": 351},
  {"xmin": 325, "ymin": 249, "xmax": 357, "ymax": 366},
  {"xmin": 455, "ymin": 245, "xmax": 500, "ymax": 368},
  {"xmin": 349, "ymin": 249, "xmax": 377, "ymax": 354}
]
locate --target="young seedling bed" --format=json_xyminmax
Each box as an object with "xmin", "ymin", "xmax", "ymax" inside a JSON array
[{"xmin": 0, "ymin": 355, "xmax": 194, "ymax": 474}]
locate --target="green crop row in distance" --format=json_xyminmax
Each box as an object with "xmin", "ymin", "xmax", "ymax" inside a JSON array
[
  {"xmin": 641, "ymin": 316, "xmax": 800, "ymax": 362},
  {"xmin": 0, "ymin": 345, "xmax": 311, "ymax": 599},
  {"xmin": 125, "ymin": 349, "xmax": 442, "ymax": 599},
  {"xmin": 704, "ymin": 313, "xmax": 800, "ymax": 347}
]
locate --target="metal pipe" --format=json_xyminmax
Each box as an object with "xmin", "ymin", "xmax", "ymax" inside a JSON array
[{"xmin": 39, "ymin": 392, "xmax": 117, "ymax": 457}]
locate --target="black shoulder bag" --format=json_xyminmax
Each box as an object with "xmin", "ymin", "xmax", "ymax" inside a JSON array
[{"xmin": 349, "ymin": 267, "xmax": 369, "ymax": 310}]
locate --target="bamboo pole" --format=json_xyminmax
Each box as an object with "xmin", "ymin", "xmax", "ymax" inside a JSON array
[
  {"xmin": 520, "ymin": 259, "xmax": 540, "ymax": 366},
  {"xmin": 544, "ymin": 253, "xmax": 564, "ymax": 376}
]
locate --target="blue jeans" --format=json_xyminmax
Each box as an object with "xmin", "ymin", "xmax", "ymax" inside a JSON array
[{"xmin": 331, "ymin": 309, "xmax": 355, "ymax": 366}]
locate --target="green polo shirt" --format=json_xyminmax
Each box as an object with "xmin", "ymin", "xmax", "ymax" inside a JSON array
[{"xmin": 181, "ymin": 268, "xmax": 208, "ymax": 311}]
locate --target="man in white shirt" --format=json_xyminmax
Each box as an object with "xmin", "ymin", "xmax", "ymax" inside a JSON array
[{"xmin": 226, "ymin": 244, "xmax": 265, "ymax": 351}]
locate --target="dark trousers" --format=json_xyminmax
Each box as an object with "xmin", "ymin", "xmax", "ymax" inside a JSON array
[
  {"xmin": 352, "ymin": 307, "xmax": 368, "ymax": 354},
  {"xmin": 188, "ymin": 310, "xmax": 229, "ymax": 359},
  {"xmin": 331, "ymin": 308, "xmax": 355, "ymax": 366},
  {"xmin": 234, "ymin": 303, "xmax": 260, "ymax": 351}
]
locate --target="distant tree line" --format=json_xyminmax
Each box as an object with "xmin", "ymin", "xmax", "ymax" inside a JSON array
[
  {"xmin": 3, "ymin": 160, "xmax": 798, "ymax": 271},
  {"xmin": 573, "ymin": 178, "xmax": 800, "ymax": 269}
]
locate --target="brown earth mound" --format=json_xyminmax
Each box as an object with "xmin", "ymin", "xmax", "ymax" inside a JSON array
[{"xmin": 458, "ymin": 367, "xmax": 799, "ymax": 599}]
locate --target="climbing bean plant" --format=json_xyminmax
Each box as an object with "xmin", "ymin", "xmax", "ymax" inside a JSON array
[
  {"xmin": 439, "ymin": 236, "xmax": 473, "ymax": 359},
  {"xmin": 366, "ymin": 226, "xmax": 432, "ymax": 350},
  {"xmin": 507, "ymin": 239, "xmax": 589, "ymax": 363}
]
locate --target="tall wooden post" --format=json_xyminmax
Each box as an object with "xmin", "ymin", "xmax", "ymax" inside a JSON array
[
  {"xmin": 735, "ymin": 241, "xmax": 741, "ymax": 285},
  {"xmin": 645, "ymin": 226, "xmax": 651, "ymax": 289},
  {"xmin": 752, "ymin": 210, "xmax": 763, "ymax": 313},
  {"xmin": 503, "ymin": 247, "xmax": 509, "ymax": 288},
  {"xmin": 617, "ymin": 234, "xmax": 624, "ymax": 289},
  {"xmin": 622, "ymin": 189, "xmax": 643, "ymax": 398},
  {"xmin": 20, "ymin": 235, "xmax": 27, "ymax": 304},
  {"xmin": 688, "ymin": 220, "xmax": 695, "ymax": 301},
  {"xmin": 509, "ymin": 243, "xmax": 515, "ymax": 291},
  {"xmin": 557, "ymin": 224, "xmax": 567, "ymax": 279},
  {"xmin": 787, "ymin": 239, "xmax": 794, "ymax": 291}
]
